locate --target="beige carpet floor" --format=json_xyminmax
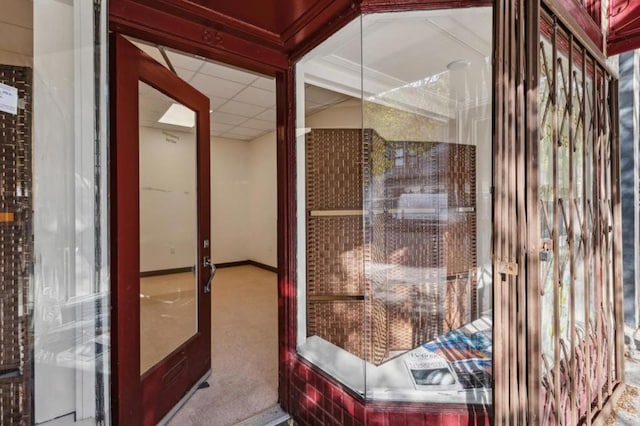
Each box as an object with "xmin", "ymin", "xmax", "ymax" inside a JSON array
[
  {"xmin": 140, "ymin": 272, "xmax": 197, "ymax": 374},
  {"xmin": 166, "ymin": 265, "xmax": 279, "ymax": 426}
]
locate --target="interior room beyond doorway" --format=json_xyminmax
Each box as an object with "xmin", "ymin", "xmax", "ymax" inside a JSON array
[{"xmin": 134, "ymin": 39, "xmax": 279, "ymax": 425}]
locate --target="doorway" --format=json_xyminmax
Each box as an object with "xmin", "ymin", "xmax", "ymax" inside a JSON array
[{"xmin": 112, "ymin": 34, "xmax": 280, "ymax": 425}]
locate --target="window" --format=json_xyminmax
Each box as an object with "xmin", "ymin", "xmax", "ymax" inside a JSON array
[{"xmin": 295, "ymin": 7, "xmax": 494, "ymax": 403}]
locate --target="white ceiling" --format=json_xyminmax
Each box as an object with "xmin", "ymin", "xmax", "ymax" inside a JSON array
[
  {"xmin": 134, "ymin": 40, "xmax": 350, "ymax": 141},
  {"xmin": 135, "ymin": 40, "xmax": 276, "ymax": 141},
  {"xmin": 134, "ymin": 7, "xmax": 492, "ymax": 140},
  {"xmin": 300, "ymin": 7, "xmax": 493, "ymax": 120}
]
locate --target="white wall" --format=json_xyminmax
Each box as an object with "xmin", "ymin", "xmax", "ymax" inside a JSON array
[
  {"xmin": 247, "ymin": 132, "xmax": 277, "ymax": 267},
  {"xmin": 138, "ymin": 127, "xmax": 278, "ymax": 270},
  {"xmin": 211, "ymin": 137, "xmax": 251, "ymax": 264},
  {"xmin": 139, "ymin": 130, "xmax": 256, "ymax": 270},
  {"xmin": 139, "ymin": 126, "xmax": 197, "ymax": 272}
]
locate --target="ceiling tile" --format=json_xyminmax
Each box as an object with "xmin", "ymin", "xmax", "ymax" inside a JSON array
[
  {"xmin": 138, "ymin": 82, "xmax": 166, "ymax": 99},
  {"xmin": 242, "ymin": 118, "xmax": 274, "ymax": 131},
  {"xmin": 166, "ymin": 50, "xmax": 204, "ymax": 71},
  {"xmin": 217, "ymin": 100, "xmax": 265, "ymax": 117},
  {"xmin": 255, "ymin": 108, "xmax": 276, "ymax": 122},
  {"xmin": 234, "ymin": 86, "xmax": 275, "ymax": 108},
  {"xmin": 252, "ymin": 77, "xmax": 276, "ymax": 92},
  {"xmin": 211, "ymin": 97, "xmax": 229, "ymax": 110},
  {"xmin": 221, "ymin": 132, "xmax": 252, "ymax": 141},
  {"xmin": 139, "ymin": 96, "xmax": 171, "ymax": 115},
  {"xmin": 176, "ymin": 67, "xmax": 196, "ymax": 82},
  {"xmin": 199, "ymin": 62, "xmax": 258, "ymax": 84},
  {"xmin": 190, "ymin": 73, "xmax": 246, "ymax": 98},
  {"xmin": 211, "ymin": 122, "xmax": 234, "ymax": 133},
  {"xmin": 139, "ymin": 109, "xmax": 162, "ymax": 123},
  {"xmin": 211, "ymin": 111, "xmax": 248, "ymax": 126},
  {"xmin": 305, "ymin": 99, "xmax": 323, "ymax": 109},
  {"xmin": 227, "ymin": 126, "xmax": 263, "ymax": 138}
]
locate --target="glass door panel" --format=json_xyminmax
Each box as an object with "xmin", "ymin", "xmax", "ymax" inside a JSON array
[
  {"xmin": 112, "ymin": 34, "xmax": 211, "ymax": 425},
  {"xmin": 138, "ymin": 82, "xmax": 198, "ymax": 374}
]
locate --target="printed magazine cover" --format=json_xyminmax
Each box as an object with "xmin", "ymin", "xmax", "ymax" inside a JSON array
[{"xmin": 405, "ymin": 323, "xmax": 492, "ymax": 390}]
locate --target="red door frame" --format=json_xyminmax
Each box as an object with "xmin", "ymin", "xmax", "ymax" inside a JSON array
[
  {"xmin": 108, "ymin": 0, "xmax": 491, "ymax": 423},
  {"xmin": 108, "ymin": 1, "xmax": 359, "ymax": 423},
  {"xmin": 109, "ymin": 0, "xmax": 613, "ymax": 424},
  {"xmin": 110, "ymin": 33, "xmax": 211, "ymax": 425}
]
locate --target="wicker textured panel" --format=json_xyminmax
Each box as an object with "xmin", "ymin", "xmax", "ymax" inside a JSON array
[
  {"xmin": 307, "ymin": 216, "xmax": 364, "ymax": 296},
  {"xmin": 443, "ymin": 276, "xmax": 471, "ymax": 331},
  {"xmin": 305, "ymin": 129, "xmax": 477, "ymax": 365},
  {"xmin": 308, "ymin": 300, "xmax": 365, "ymax": 358},
  {"xmin": 445, "ymin": 213, "xmax": 477, "ymax": 276},
  {"xmin": 443, "ymin": 143, "xmax": 476, "ymax": 207},
  {"xmin": 306, "ymin": 129, "xmax": 364, "ymax": 211},
  {"xmin": 0, "ymin": 377, "xmax": 24, "ymax": 426},
  {"xmin": 0, "ymin": 65, "xmax": 32, "ymax": 425}
]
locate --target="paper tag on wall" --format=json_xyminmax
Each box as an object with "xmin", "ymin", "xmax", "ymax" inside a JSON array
[{"xmin": 0, "ymin": 82, "xmax": 18, "ymax": 115}]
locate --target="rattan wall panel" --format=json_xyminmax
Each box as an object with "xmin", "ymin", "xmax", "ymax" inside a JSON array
[
  {"xmin": 307, "ymin": 216, "xmax": 365, "ymax": 296},
  {"xmin": 0, "ymin": 64, "xmax": 32, "ymax": 426},
  {"xmin": 305, "ymin": 129, "xmax": 477, "ymax": 365},
  {"xmin": 307, "ymin": 300, "xmax": 365, "ymax": 358},
  {"xmin": 306, "ymin": 129, "xmax": 364, "ymax": 211},
  {"xmin": 0, "ymin": 376, "xmax": 24, "ymax": 426}
]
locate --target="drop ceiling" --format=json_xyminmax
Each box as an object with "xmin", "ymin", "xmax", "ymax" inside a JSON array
[
  {"xmin": 135, "ymin": 8, "xmax": 493, "ymax": 141},
  {"xmin": 135, "ymin": 40, "xmax": 276, "ymax": 141},
  {"xmin": 135, "ymin": 40, "xmax": 351, "ymax": 141}
]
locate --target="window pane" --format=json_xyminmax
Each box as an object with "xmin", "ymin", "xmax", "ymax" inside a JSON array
[
  {"xmin": 138, "ymin": 83, "xmax": 198, "ymax": 374},
  {"xmin": 29, "ymin": 1, "xmax": 109, "ymax": 424},
  {"xmin": 295, "ymin": 16, "xmax": 367, "ymax": 393},
  {"xmin": 295, "ymin": 6, "xmax": 493, "ymax": 405},
  {"xmin": 362, "ymin": 8, "xmax": 493, "ymax": 402}
]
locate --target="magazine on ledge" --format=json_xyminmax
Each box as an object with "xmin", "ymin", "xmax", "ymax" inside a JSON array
[
  {"xmin": 404, "ymin": 321, "xmax": 493, "ymax": 391},
  {"xmin": 404, "ymin": 347, "xmax": 461, "ymax": 390}
]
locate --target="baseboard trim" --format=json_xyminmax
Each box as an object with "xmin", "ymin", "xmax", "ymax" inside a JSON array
[
  {"xmin": 140, "ymin": 266, "xmax": 193, "ymax": 277},
  {"xmin": 248, "ymin": 260, "xmax": 278, "ymax": 273},
  {"xmin": 215, "ymin": 260, "xmax": 252, "ymax": 269},
  {"xmin": 216, "ymin": 260, "xmax": 278, "ymax": 273}
]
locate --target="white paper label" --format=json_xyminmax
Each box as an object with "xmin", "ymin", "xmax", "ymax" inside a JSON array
[{"xmin": 0, "ymin": 82, "xmax": 18, "ymax": 115}]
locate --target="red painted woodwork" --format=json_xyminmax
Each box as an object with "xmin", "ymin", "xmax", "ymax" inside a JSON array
[
  {"xmin": 583, "ymin": 0, "xmax": 602, "ymax": 28},
  {"xmin": 609, "ymin": 0, "xmax": 640, "ymax": 55},
  {"xmin": 276, "ymin": 64, "xmax": 297, "ymax": 414},
  {"xmin": 109, "ymin": 0, "xmax": 354, "ymax": 74},
  {"xmin": 360, "ymin": 0, "xmax": 491, "ymax": 13},
  {"xmin": 110, "ymin": 34, "xmax": 211, "ymax": 425},
  {"xmin": 108, "ymin": 0, "xmax": 627, "ymax": 424},
  {"xmin": 544, "ymin": 0, "xmax": 604, "ymax": 53},
  {"xmin": 286, "ymin": 358, "xmax": 492, "ymax": 426},
  {"xmin": 191, "ymin": 0, "xmax": 343, "ymax": 36},
  {"xmin": 109, "ymin": 0, "xmax": 287, "ymax": 76}
]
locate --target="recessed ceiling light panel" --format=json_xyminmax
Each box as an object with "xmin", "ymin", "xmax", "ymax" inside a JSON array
[{"xmin": 158, "ymin": 103, "xmax": 195, "ymax": 128}]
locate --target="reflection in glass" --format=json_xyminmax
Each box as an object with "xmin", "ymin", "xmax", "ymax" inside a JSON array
[
  {"xmin": 362, "ymin": 8, "xmax": 493, "ymax": 402},
  {"xmin": 296, "ymin": 6, "xmax": 493, "ymax": 404},
  {"xmin": 139, "ymin": 82, "xmax": 197, "ymax": 374},
  {"xmin": 31, "ymin": 1, "xmax": 109, "ymax": 424}
]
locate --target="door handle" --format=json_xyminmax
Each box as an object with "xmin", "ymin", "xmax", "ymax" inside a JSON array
[{"xmin": 203, "ymin": 256, "xmax": 216, "ymax": 294}]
